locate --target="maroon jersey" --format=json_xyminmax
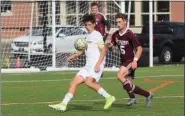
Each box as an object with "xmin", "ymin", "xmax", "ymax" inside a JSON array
[
  {"xmin": 95, "ymin": 13, "xmax": 110, "ymax": 36},
  {"xmin": 112, "ymin": 29, "xmax": 141, "ymax": 62}
]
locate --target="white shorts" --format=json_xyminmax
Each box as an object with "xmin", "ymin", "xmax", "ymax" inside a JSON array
[{"xmin": 76, "ymin": 65, "xmax": 104, "ymax": 82}]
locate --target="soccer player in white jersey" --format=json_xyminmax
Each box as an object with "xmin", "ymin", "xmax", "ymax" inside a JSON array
[{"xmin": 48, "ymin": 14, "xmax": 115, "ymax": 112}]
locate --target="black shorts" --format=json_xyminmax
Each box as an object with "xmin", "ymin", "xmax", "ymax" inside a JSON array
[{"xmin": 121, "ymin": 60, "xmax": 136, "ymax": 79}]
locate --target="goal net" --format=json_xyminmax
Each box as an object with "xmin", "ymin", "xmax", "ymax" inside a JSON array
[{"xmin": 1, "ymin": 1, "xmax": 132, "ymax": 73}]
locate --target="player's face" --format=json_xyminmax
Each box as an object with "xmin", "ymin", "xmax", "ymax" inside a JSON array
[
  {"xmin": 116, "ymin": 18, "xmax": 127, "ymax": 30},
  {"xmin": 84, "ymin": 21, "xmax": 94, "ymax": 32},
  {"xmin": 91, "ymin": 5, "xmax": 98, "ymax": 14}
]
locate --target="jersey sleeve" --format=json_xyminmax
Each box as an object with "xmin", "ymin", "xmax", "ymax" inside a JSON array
[{"xmin": 128, "ymin": 32, "xmax": 141, "ymax": 48}]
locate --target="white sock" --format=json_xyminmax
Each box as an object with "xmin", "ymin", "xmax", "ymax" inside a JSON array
[
  {"xmin": 98, "ymin": 88, "xmax": 111, "ymax": 99},
  {"xmin": 61, "ymin": 93, "xmax": 73, "ymax": 105}
]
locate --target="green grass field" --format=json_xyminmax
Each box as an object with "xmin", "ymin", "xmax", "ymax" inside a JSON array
[{"xmin": 1, "ymin": 65, "xmax": 184, "ymax": 116}]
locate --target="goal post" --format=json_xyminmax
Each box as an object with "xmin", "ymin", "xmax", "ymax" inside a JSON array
[
  {"xmin": 0, "ymin": 1, "xmax": 2, "ymax": 113},
  {"xmin": 127, "ymin": 0, "xmax": 132, "ymax": 28},
  {"xmin": 52, "ymin": 0, "xmax": 56, "ymax": 67},
  {"xmin": 28, "ymin": 2, "xmax": 35, "ymax": 62},
  {"xmin": 149, "ymin": 0, "xmax": 154, "ymax": 67}
]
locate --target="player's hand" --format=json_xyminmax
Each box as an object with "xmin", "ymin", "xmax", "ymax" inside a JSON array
[
  {"xmin": 67, "ymin": 55, "xmax": 76, "ymax": 62},
  {"xmin": 95, "ymin": 63, "xmax": 100, "ymax": 72},
  {"xmin": 105, "ymin": 42, "xmax": 113, "ymax": 48},
  {"xmin": 131, "ymin": 60, "xmax": 137, "ymax": 69}
]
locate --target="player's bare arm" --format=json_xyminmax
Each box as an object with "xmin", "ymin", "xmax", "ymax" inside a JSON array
[
  {"xmin": 95, "ymin": 45, "xmax": 106, "ymax": 72},
  {"xmin": 131, "ymin": 46, "xmax": 142, "ymax": 69},
  {"xmin": 67, "ymin": 50, "xmax": 84, "ymax": 62}
]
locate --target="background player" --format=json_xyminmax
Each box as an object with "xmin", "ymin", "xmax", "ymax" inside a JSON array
[
  {"xmin": 106, "ymin": 13, "xmax": 154, "ymax": 108},
  {"xmin": 90, "ymin": 2, "xmax": 110, "ymax": 41},
  {"xmin": 48, "ymin": 14, "xmax": 115, "ymax": 112}
]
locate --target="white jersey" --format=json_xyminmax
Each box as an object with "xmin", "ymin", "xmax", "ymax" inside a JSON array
[
  {"xmin": 76, "ymin": 30, "xmax": 105, "ymax": 82},
  {"xmin": 85, "ymin": 30, "xmax": 106, "ymax": 67}
]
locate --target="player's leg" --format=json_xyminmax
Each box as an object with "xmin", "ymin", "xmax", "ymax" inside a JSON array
[
  {"xmin": 129, "ymin": 69, "xmax": 154, "ymax": 108},
  {"xmin": 117, "ymin": 65, "xmax": 136, "ymax": 100},
  {"xmin": 61, "ymin": 75, "xmax": 84, "ymax": 104},
  {"xmin": 131, "ymin": 83, "xmax": 154, "ymax": 108},
  {"xmin": 84, "ymin": 77, "xmax": 115, "ymax": 110},
  {"xmin": 85, "ymin": 77, "xmax": 110, "ymax": 98},
  {"xmin": 125, "ymin": 75, "xmax": 138, "ymax": 105},
  {"xmin": 85, "ymin": 65, "xmax": 115, "ymax": 109},
  {"xmin": 48, "ymin": 74, "xmax": 84, "ymax": 111}
]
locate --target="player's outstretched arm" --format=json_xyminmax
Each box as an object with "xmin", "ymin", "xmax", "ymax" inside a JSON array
[{"xmin": 67, "ymin": 50, "xmax": 84, "ymax": 62}]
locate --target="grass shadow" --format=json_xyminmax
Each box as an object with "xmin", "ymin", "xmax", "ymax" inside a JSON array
[
  {"xmin": 68, "ymin": 104, "xmax": 93, "ymax": 111},
  {"xmin": 112, "ymin": 103, "xmax": 137, "ymax": 110}
]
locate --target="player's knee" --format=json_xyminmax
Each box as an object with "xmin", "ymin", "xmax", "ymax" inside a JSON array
[
  {"xmin": 85, "ymin": 79, "xmax": 93, "ymax": 87},
  {"xmin": 117, "ymin": 72, "xmax": 127, "ymax": 82},
  {"xmin": 117, "ymin": 72, "xmax": 122, "ymax": 79}
]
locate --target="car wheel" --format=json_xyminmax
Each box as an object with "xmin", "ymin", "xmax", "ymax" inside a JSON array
[{"xmin": 159, "ymin": 47, "xmax": 172, "ymax": 64}]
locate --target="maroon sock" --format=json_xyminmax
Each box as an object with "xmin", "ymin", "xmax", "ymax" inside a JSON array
[
  {"xmin": 123, "ymin": 80, "xmax": 135, "ymax": 98},
  {"xmin": 133, "ymin": 85, "xmax": 150, "ymax": 97}
]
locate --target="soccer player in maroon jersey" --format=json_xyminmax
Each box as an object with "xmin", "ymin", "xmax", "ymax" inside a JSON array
[
  {"xmin": 106, "ymin": 13, "xmax": 154, "ymax": 108},
  {"xmin": 90, "ymin": 2, "xmax": 110, "ymax": 41}
]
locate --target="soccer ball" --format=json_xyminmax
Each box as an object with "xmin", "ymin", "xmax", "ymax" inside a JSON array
[{"xmin": 74, "ymin": 38, "xmax": 87, "ymax": 51}]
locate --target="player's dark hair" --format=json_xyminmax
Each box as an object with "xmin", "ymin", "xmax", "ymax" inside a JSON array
[
  {"xmin": 82, "ymin": 14, "xmax": 96, "ymax": 24},
  {"xmin": 115, "ymin": 13, "xmax": 127, "ymax": 21},
  {"xmin": 91, "ymin": 2, "xmax": 98, "ymax": 7}
]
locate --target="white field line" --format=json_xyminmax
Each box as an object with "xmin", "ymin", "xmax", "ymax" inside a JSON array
[
  {"xmin": 3, "ymin": 70, "xmax": 80, "ymax": 75},
  {"xmin": 1, "ymin": 75, "xmax": 184, "ymax": 83},
  {"xmin": 2, "ymin": 95, "xmax": 184, "ymax": 106},
  {"xmin": 3, "ymin": 69, "xmax": 182, "ymax": 76},
  {"xmin": 51, "ymin": 70, "xmax": 183, "ymax": 74}
]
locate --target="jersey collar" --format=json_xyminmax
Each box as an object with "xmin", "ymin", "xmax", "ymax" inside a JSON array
[{"xmin": 119, "ymin": 28, "xmax": 128, "ymax": 36}]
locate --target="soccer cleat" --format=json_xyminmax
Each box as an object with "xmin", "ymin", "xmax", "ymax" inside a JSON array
[
  {"xmin": 146, "ymin": 92, "xmax": 154, "ymax": 108},
  {"xmin": 127, "ymin": 98, "xmax": 138, "ymax": 106},
  {"xmin": 48, "ymin": 103, "xmax": 67, "ymax": 112},
  {"xmin": 104, "ymin": 95, "xmax": 116, "ymax": 110}
]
